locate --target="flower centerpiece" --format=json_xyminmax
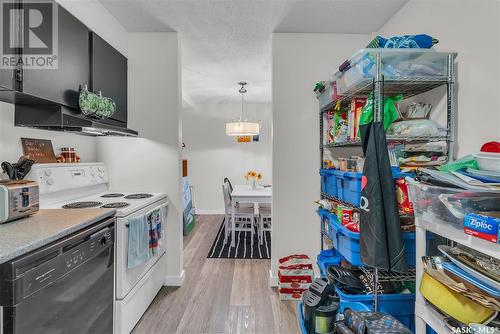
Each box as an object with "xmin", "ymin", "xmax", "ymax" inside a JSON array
[{"xmin": 245, "ymin": 170, "xmax": 262, "ymax": 190}]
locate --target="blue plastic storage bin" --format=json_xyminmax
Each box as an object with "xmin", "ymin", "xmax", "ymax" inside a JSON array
[
  {"xmin": 336, "ymin": 287, "xmax": 416, "ymax": 333},
  {"xmin": 317, "ymin": 249, "xmax": 341, "ymax": 278},
  {"xmin": 320, "ymin": 169, "xmax": 337, "ymax": 197},
  {"xmin": 297, "ymin": 303, "xmax": 308, "ymax": 334},
  {"xmin": 331, "ymin": 167, "xmax": 402, "ymax": 207},
  {"xmin": 318, "ymin": 209, "xmax": 416, "ymax": 267},
  {"xmin": 335, "ymin": 170, "xmax": 362, "ymax": 206}
]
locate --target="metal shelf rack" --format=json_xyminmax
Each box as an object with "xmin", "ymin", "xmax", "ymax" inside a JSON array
[
  {"xmin": 414, "ymin": 217, "xmax": 500, "ymax": 333},
  {"xmin": 317, "ymin": 50, "xmax": 457, "ymax": 315},
  {"xmin": 321, "ymin": 135, "xmax": 450, "ymax": 149}
]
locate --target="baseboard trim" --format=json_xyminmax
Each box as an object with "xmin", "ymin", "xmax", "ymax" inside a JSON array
[
  {"xmin": 195, "ymin": 209, "xmax": 225, "ymax": 215},
  {"xmin": 269, "ymin": 269, "xmax": 278, "ymax": 287},
  {"xmin": 164, "ymin": 269, "xmax": 185, "ymax": 286}
]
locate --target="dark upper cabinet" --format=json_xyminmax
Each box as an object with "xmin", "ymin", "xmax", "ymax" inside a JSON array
[
  {"xmin": 0, "ymin": 69, "xmax": 15, "ymax": 90},
  {"xmin": 90, "ymin": 32, "xmax": 127, "ymax": 124},
  {"xmin": 21, "ymin": 5, "xmax": 90, "ymax": 109}
]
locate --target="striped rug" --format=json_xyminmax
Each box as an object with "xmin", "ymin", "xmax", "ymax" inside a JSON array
[{"xmin": 207, "ymin": 219, "xmax": 271, "ymax": 259}]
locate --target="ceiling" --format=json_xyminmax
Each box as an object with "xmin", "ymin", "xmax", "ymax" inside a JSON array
[{"xmin": 99, "ymin": 0, "xmax": 408, "ymax": 105}]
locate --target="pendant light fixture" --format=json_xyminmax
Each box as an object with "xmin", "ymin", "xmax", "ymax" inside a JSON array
[{"xmin": 225, "ymin": 82, "xmax": 260, "ymax": 136}]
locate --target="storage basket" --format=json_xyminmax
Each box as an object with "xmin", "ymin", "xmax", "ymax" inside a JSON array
[
  {"xmin": 334, "ymin": 49, "xmax": 455, "ymax": 96},
  {"xmin": 333, "ymin": 167, "xmax": 401, "ymax": 207},
  {"xmin": 318, "ymin": 209, "xmax": 417, "ymax": 266},
  {"xmin": 317, "ymin": 249, "xmax": 342, "ymax": 278},
  {"xmin": 336, "ymin": 287, "xmax": 416, "ymax": 333},
  {"xmin": 320, "ymin": 169, "xmax": 338, "ymax": 197},
  {"xmin": 406, "ymin": 178, "xmax": 500, "ymax": 227}
]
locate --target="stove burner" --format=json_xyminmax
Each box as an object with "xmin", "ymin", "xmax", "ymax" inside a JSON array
[
  {"xmin": 101, "ymin": 202, "xmax": 130, "ymax": 209},
  {"xmin": 124, "ymin": 193, "xmax": 153, "ymax": 199},
  {"xmin": 63, "ymin": 201, "xmax": 103, "ymax": 209},
  {"xmin": 100, "ymin": 193, "xmax": 125, "ymax": 198}
]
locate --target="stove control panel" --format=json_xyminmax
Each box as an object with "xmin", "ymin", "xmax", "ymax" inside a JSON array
[{"xmin": 26, "ymin": 163, "xmax": 109, "ymax": 195}]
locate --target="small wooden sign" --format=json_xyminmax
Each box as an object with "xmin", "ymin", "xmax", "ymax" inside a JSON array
[{"xmin": 21, "ymin": 138, "xmax": 57, "ymax": 163}]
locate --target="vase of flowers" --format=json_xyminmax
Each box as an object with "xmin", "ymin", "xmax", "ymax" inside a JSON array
[{"xmin": 245, "ymin": 170, "xmax": 262, "ymax": 190}]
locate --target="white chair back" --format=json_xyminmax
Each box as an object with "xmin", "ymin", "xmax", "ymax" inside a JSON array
[{"xmin": 222, "ymin": 182, "xmax": 232, "ymax": 215}]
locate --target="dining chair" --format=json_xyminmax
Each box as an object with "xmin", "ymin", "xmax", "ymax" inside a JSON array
[
  {"xmin": 224, "ymin": 178, "xmax": 253, "ymax": 209},
  {"xmin": 222, "ymin": 182, "xmax": 257, "ymax": 245},
  {"xmin": 258, "ymin": 203, "xmax": 271, "ymax": 245},
  {"xmin": 223, "ymin": 177, "xmax": 233, "ymax": 193}
]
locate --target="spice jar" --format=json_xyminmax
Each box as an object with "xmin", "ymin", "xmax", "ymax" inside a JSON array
[
  {"xmin": 61, "ymin": 147, "xmax": 72, "ymax": 163},
  {"xmin": 69, "ymin": 148, "xmax": 76, "ymax": 163}
]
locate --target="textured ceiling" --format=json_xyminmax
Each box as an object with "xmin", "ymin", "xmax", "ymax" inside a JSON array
[{"xmin": 99, "ymin": 0, "xmax": 408, "ymax": 104}]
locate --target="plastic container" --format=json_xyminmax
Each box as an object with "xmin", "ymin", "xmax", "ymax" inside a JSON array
[
  {"xmin": 406, "ymin": 179, "xmax": 500, "ymax": 226},
  {"xmin": 317, "ymin": 81, "xmax": 334, "ymax": 110},
  {"xmin": 317, "ymin": 249, "xmax": 342, "ymax": 278},
  {"xmin": 336, "ymin": 287, "xmax": 416, "ymax": 332},
  {"xmin": 334, "ymin": 170, "xmax": 363, "ymax": 206},
  {"xmin": 320, "ymin": 169, "xmax": 338, "ymax": 197},
  {"xmin": 318, "ymin": 209, "xmax": 417, "ymax": 266},
  {"xmin": 297, "ymin": 303, "xmax": 308, "ymax": 334},
  {"xmin": 333, "ymin": 167, "xmax": 401, "ymax": 207},
  {"xmin": 334, "ymin": 49, "xmax": 455, "ymax": 95},
  {"xmin": 473, "ymin": 153, "xmax": 500, "ymax": 173}
]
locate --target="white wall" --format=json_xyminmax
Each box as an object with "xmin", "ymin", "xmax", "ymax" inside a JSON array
[
  {"xmin": 377, "ymin": 0, "xmax": 500, "ymax": 156},
  {"xmin": 271, "ymin": 33, "xmax": 369, "ymax": 282},
  {"xmin": 97, "ymin": 33, "xmax": 184, "ymax": 285},
  {"xmin": 0, "ymin": 102, "xmax": 97, "ymax": 163},
  {"xmin": 183, "ymin": 102, "xmax": 272, "ymax": 213}
]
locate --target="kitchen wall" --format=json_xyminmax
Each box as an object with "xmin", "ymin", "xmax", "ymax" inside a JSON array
[
  {"xmin": 182, "ymin": 102, "xmax": 272, "ymax": 213},
  {"xmin": 97, "ymin": 33, "xmax": 184, "ymax": 286},
  {"xmin": 271, "ymin": 33, "xmax": 369, "ymax": 284},
  {"xmin": 0, "ymin": 102, "xmax": 97, "ymax": 163},
  {"xmin": 377, "ymin": 0, "xmax": 500, "ymax": 156}
]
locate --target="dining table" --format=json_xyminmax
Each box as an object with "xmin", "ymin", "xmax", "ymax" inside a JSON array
[{"xmin": 230, "ymin": 184, "xmax": 272, "ymax": 247}]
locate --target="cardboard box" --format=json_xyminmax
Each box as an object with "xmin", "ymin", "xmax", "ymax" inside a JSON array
[
  {"xmin": 279, "ymin": 281, "xmax": 311, "ymax": 289},
  {"xmin": 464, "ymin": 213, "xmax": 500, "ymax": 243},
  {"xmin": 278, "ymin": 287, "xmax": 308, "ymax": 301}
]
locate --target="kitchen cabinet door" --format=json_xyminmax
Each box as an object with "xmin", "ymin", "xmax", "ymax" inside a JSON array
[
  {"xmin": 90, "ymin": 33, "xmax": 127, "ymax": 124},
  {"xmin": 21, "ymin": 5, "xmax": 90, "ymax": 109},
  {"xmin": 0, "ymin": 69, "xmax": 15, "ymax": 90}
]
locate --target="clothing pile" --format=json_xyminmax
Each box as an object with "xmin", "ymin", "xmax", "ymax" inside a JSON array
[
  {"xmin": 326, "ymin": 265, "xmax": 414, "ymax": 296},
  {"xmin": 335, "ymin": 309, "xmax": 413, "ymax": 334}
]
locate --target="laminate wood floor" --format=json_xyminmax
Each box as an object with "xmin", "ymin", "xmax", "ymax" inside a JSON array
[{"xmin": 132, "ymin": 215, "xmax": 300, "ymax": 334}]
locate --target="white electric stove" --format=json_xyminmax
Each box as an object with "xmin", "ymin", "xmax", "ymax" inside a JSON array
[{"xmin": 26, "ymin": 163, "xmax": 168, "ymax": 334}]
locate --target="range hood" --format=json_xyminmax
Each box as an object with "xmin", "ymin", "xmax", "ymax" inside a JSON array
[{"xmin": 15, "ymin": 104, "xmax": 138, "ymax": 137}]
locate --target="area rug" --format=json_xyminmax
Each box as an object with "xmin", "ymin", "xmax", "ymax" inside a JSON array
[{"xmin": 207, "ymin": 219, "xmax": 271, "ymax": 259}]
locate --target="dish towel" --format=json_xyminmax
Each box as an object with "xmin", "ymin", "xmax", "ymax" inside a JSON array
[
  {"xmin": 148, "ymin": 209, "xmax": 162, "ymax": 256},
  {"xmin": 127, "ymin": 215, "xmax": 151, "ymax": 268}
]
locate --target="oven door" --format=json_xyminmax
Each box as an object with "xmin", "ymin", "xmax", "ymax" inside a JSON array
[{"xmin": 115, "ymin": 199, "xmax": 168, "ymax": 300}]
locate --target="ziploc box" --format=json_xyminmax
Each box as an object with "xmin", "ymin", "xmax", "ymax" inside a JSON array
[{"xmin": 464, "ymin": 213, "xmax": 500, "ymax": 243}]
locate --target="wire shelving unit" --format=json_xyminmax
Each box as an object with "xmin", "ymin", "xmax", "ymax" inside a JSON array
[{"xmin": 317, "ymin": 50, "xmax": 458, "ymax": 316}]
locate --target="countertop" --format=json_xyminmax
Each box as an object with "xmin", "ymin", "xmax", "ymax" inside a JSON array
[{"xmin": 0, "ymin": 209, "xmax": 116, "ymax": 264}]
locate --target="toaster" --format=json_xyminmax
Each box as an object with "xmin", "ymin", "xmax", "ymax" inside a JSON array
[{"xmin": 0, "ymin": 180, "xmax": 39, "ymax": 224}]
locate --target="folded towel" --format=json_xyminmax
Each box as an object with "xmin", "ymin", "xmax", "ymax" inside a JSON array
[
  {"xmin": 127, "ymin": 215, "xmax": 151, "ymax": 268},
  {"xmin": 148, "ymin": 209, "xmax": 162, "ymax": 255}
]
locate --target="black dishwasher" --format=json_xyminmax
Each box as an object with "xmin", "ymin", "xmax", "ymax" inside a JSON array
[{"xmin": 0, "ymin": 217, "xmax": 115, "ymax": 334}]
